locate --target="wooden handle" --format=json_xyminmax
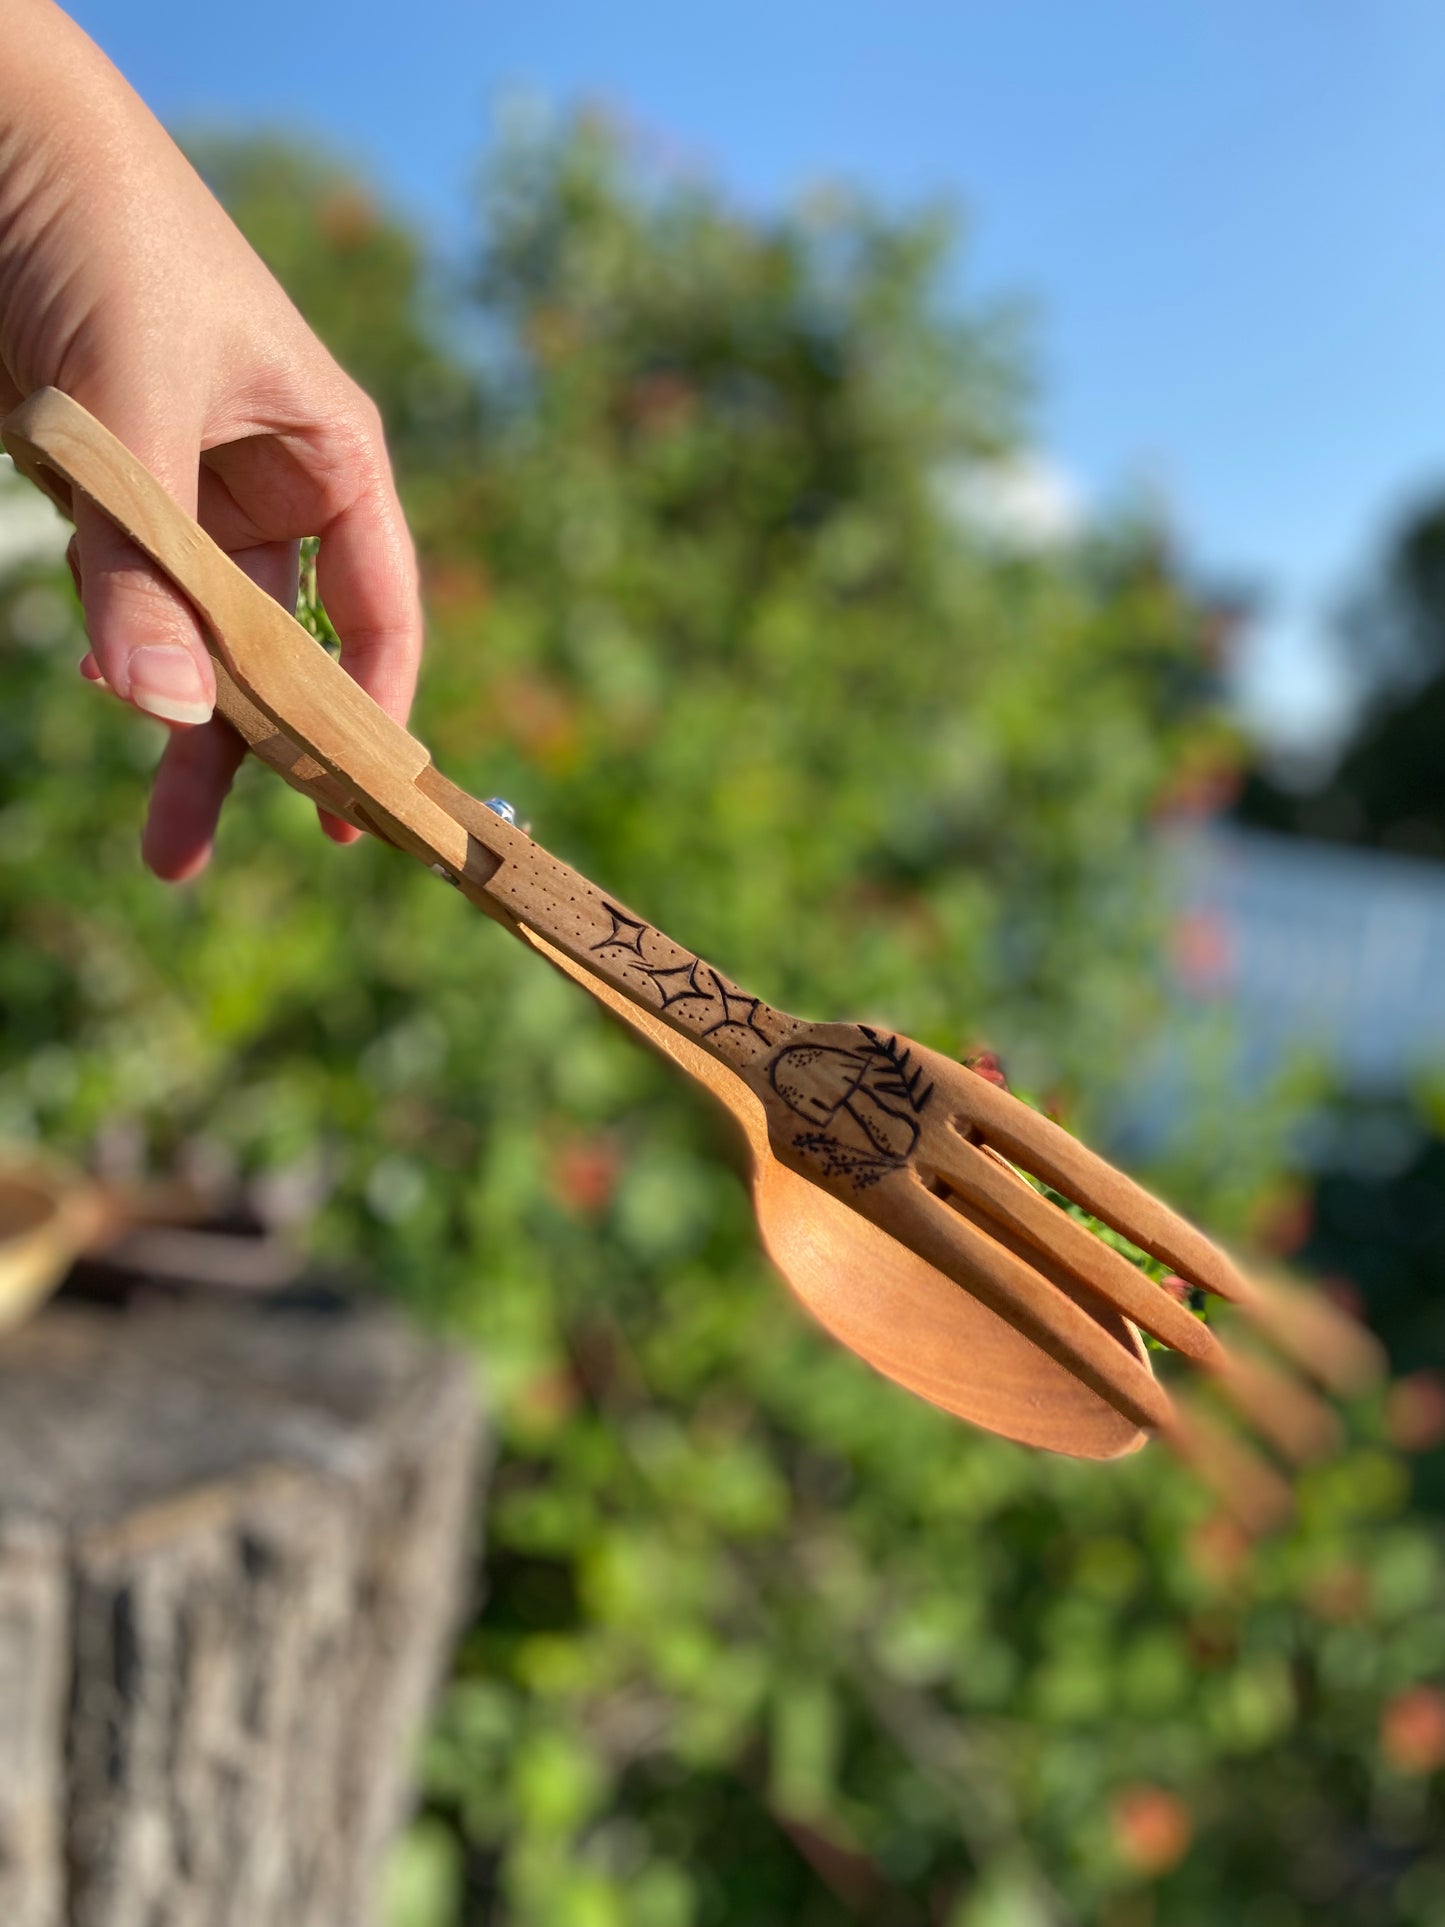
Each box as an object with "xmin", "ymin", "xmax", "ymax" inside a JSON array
[
  {"xmin": 210, "ymin": 659, "xmax": 378, "ymax": 834},
  {"xmin": 2, "ymin": 388, "xmax": 471, "ymax": 873},
  {"xmin": 2, "ymin": 389, "xmax": 791, "ymax": 1075},
  {"xmin": 0, "ymin": 398, "xmax": 347, "ymax": 821}
]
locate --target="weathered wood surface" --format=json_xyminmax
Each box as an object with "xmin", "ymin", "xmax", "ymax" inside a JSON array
[{"xmin": 0, "ymin": 1291, "xmax": 486, "ymax": 1927}]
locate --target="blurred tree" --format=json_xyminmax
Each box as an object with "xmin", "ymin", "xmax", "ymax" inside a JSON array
[
  {"xmin": 1232, "ymin": 495, "xmax": 1445, "ymax": 1454},
  {"xmin": 1238, "ymin": 498, "xmax": 1445, "ymax": 856},
  {"xmin": 1, "ymin": 110, "xmax": 1441, "ymax": 1927},
  {"xmin": 185, "ymin": 135, "xmax": 482, "ymax": 472}
]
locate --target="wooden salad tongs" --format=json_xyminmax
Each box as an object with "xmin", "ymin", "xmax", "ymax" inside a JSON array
[{"xmin": 3, "ymin": 388, "xmax": 1382, "ymax": 1522}]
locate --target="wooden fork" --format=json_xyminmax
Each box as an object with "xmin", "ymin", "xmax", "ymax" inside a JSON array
[{"xmin": 2, "ymin": 389, "xmax": 1381, "ymax": 1522}]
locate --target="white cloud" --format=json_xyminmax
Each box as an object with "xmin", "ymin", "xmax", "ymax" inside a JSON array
[{"xmin": 939, "ymin": 452, "xmax": 1087, "ymax": 551}]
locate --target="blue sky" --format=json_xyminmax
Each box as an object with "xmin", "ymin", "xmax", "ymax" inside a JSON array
[{"xmin": 69, "ymin": 0, "xmax": 1445, "ymax": 752}]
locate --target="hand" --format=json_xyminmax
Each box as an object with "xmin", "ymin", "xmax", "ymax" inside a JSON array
[{"xmin": 0, "ymin": 0, "xmax": 422, "ymax": 879}]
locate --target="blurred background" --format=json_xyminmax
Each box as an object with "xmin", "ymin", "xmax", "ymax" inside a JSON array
[{"xmin": 3, "ymin": 3, "xmax": 1445, "ymax": 1922}]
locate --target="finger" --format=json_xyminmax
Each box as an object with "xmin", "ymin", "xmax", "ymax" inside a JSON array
[
  {"xmin": 228, "ymin": 534, "xmax": 358, "ymax": 845},
  {"xmin": 68, "ymin": 379, "xmax": 216, "ymax": 728},
  {"xmin": 235, "ymin": 532, "xmax": 301, "ymax": 622},
  {"xmin": 319, "ymin": 809, "xmax": 362, "ymax": 845},
  {"xmin": 316, "ymin": 464, "xmax": 420, "ymax": 843},
  {"xmin": 74, "ymin": 486, "xmax": 216, "ymax": 722},
  {"xmin": 141, "ymin": 718, "xmax": 247, "ymax": 881},
  {"xmin": 140, "ymin": 539, "xmax": 295, "ymax": 879},
  {"xmin": 190, "ymin": 399, "xmax": 419, "ymax": 843},
  {"xmin": 199, "ymin": 403, "xmax": 422, "ymax": 719},
  {"xmin": 314, "ymin": 421, "xmax": 423, "ymax": 725}
]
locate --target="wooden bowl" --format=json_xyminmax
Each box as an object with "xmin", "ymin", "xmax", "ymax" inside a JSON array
[{"xmin": 0, "ymin": 1165, "xmax": 100, "ymax": 1333}]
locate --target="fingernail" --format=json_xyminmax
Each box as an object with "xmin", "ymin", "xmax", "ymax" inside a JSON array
[{"xmin": 128, "ymin": 645, "xmax": 213, "ymax": 726}]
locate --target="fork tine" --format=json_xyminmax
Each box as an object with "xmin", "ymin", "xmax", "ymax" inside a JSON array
[
  {"xmin": 924, "ymin": 1136, "xmax": 1217, "ymax": 1362},
  {"xmin": 1166, "ymin": 1393, "xmax": 1295, "ymax": 1535},
  {"xmin": 951, "ymin": 1071, "xmax": 1382, "ymax": 1394},
  {"xmin": 1206, "ymin": 1347, "xmax": 1342, "ymax": 1462},
  {"xmin": 1235, "ymin": 1268, "xmax": 1385, "ymax": 1396},
  {"xmin": 884, "ymin": 1178, "xmax": 1175, "ymax": 1436},
  {"xmin": 929, "ymin": 1137, "xmax": 1342, "ymax": 1464},
  {"xmin": 952, "ymin": 1072, "xmax": 1253, "ymax": 1306}
]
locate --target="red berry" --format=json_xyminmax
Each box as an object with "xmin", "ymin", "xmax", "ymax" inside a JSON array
[{"xmin": 963, "ymin": 1047, "xmax": 1009, "ymax": 1090}]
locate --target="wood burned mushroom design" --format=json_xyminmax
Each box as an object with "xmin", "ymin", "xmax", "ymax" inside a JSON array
[{"xmin": 768, "ymin": 1027, "xmax": 935, "ymax": 1187}]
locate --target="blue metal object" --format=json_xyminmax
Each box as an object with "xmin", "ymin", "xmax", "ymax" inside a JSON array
[{"xmin": 483, "ymin": 797, "xmax": 519, "ymax": 827}]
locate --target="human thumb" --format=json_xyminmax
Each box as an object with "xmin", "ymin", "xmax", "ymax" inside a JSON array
[{"xmin": 69, "ymin": 390, "xmax": 215, "ymax": 726}]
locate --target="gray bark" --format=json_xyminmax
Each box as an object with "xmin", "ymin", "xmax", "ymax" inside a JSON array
[{"xmin": 0, "ymin": 1293, "xmax": 486, "ymax": 1927}]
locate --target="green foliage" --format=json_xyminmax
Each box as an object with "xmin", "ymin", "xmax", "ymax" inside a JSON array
[{"xmin": 2, "ymin": 113, "xmax": 1442, "ymax": 1925}]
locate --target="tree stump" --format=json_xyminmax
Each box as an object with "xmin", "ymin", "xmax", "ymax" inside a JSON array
[{"xmin": 0, "ymin": 1290, "xmax": 486, "ymax": 1927}]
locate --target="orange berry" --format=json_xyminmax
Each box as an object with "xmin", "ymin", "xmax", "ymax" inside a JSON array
[
  {"xmin": 1381, "ymin": 1687, "xmax": 1445, "ymax": 1775},
  {"xmin": 1111, "ymin": 1785, "xmax": 1193, "ymax": 1876},
  {"xmin": 551, "ymin": 1135, "xmax": 622, "ymax": 1215},
  {"xmin": 1385, "ymin": 1372, "xmax": 1445, "ymax": 1453}
]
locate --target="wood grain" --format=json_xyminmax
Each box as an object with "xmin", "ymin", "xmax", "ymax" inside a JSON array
[{"xmin": 0, "ymin": 1294, "xmax": 484, "ymax": 1927}]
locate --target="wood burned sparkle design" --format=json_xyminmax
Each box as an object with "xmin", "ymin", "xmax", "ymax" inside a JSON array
[{"xmin": 591, "ymin": 904, "xmax": 774, "ymax": 1045}]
